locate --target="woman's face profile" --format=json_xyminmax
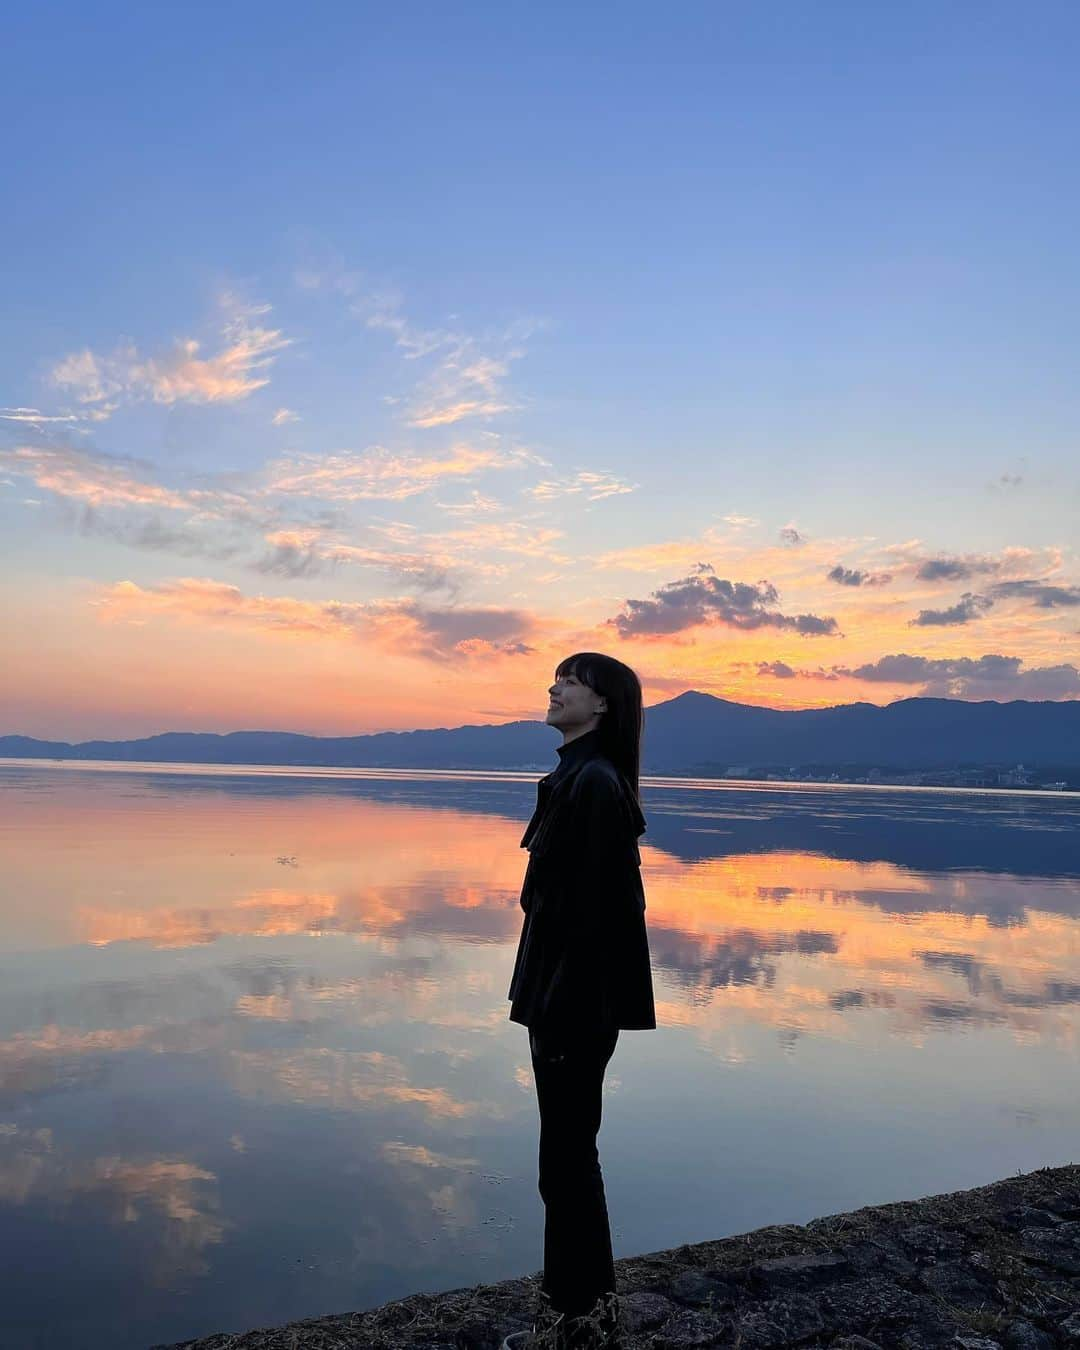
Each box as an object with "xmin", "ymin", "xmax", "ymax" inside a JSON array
[{"xmin": 547, "ymin": 667, "xmax": 606, "ymax": 734}]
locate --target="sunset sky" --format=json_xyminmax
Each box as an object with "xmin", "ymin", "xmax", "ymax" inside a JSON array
[{"xmin": 3, "ymin": 2, "xmax": 1079, "ymax": 742}]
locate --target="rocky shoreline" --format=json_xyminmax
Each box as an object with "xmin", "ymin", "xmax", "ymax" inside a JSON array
[{"xmin": 155, "ymin": 1163, "xmax": 1080, "ymax": 1349}]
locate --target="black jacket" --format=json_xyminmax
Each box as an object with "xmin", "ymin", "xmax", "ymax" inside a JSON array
[{"xmin": 507, "ymin": 727, "xmax": 657, "ymax": 1034}]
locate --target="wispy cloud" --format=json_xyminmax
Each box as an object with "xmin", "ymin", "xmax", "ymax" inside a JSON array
[
  {"xmin": 433, "ymin": 490, "xmax": 505, "ymax": 515},
  {"xmin": 260, "ymin": 442, "xmax": 532, "ymax": 501},
  {"xmin": 91, "ymin": 577, "xmax": 540, "ymax": 662},
  {"xmin": 408, "ymin": 398, "xmax": 513, "ymax": 429},
  {"xmin": 252, "ymin": 528, "xmax": 461, "ymax": 592},
  {"xmin": 0, "ymin": 444, "xmax": 193, "ymax": 510},
  {"xmin": 49, "ymin": 296, "xmax": 289, "ymax": 414},
  {"xmin": 0, "ymin": 407, "xmax": 81, "ymax": 425},
  {"xmin": 426, "ymin": 519, "xmax": 569, "ymax": 562},
  {"xmin": 271, "ymin": 407, "xmax": 299, "ymax": 426},
  {"xmin": 525, "ymin": 469, "xmax": 638, "ymax": 502},
  {"xmin": 362, "ymin": 515, "xmax": 570, "ymax": 570},
  {"xmin": 349, "ymin": 288, "xmax": 533, "ymax": 429},
  {"xmin": 0, "ymin": 440, "xmax": 564, "ymax": 589}
]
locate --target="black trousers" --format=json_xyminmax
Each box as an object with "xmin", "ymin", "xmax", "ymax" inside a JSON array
[{"xmin": 528, "ymin": 1021, "xmax": 620, "ymax": 1318}]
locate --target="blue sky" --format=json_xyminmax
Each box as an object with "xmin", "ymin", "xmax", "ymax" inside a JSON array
[{"xmin": 2, "ymin": 1, "xmax": 1079, "ymax": 739}]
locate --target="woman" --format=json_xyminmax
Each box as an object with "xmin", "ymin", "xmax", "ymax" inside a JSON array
[{"xmin": 504, "ymin": 653, "xmax": 656, "ymax": 1350}]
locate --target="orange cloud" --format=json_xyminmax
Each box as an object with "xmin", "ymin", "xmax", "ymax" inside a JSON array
[
  {"xmin": 225, "ymin": 1047, "xmax": 501, "ymax": 1118},
  {"xmin": 260, "ymin": 443, "xmax": 527, "ymax": 500},
  {"xmin": 49, "ymin": 298, "xmax": 289, "ymax": 410},
  {"xmin": 525, "ymin": 469, "xmax": 638, "ymax": 501},
  {"xmin": 0, "ymin": 1125, "xmax": 226, "ymax": 1280},
  {"xmin": 88, "ymin": 575, "xmax": 543, "ymax": 662},
  {"xmin": 409, "ymin": 399, "xmax": 513, "ymax": 428},
  {"xmin": 0, "ymin": 445, "xmax": 191, "ymax": 510}
]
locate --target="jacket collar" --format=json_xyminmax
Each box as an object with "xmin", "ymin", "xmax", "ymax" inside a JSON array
[
  {"xmin": 553, "ymin": 725, "xmax": 604, "ymax": 774},
  {"xmin": 523, "ymin": 725, "xmax": 646, "ymax": 851}
]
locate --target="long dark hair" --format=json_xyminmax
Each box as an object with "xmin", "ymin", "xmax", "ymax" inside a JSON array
[{"xmin": 554, "ymin": 651, "xmax": 644, "ymax": 800}]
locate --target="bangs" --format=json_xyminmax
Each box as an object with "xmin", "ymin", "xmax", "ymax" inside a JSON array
[{"xmin": 554, "ymin": 653, "xmax": 599, "ymax": 689}]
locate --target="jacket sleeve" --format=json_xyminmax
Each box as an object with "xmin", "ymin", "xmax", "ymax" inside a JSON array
[
  {"xmin": 562, "ymin": 767, "xmax": 639, "ymax": 949},
  {"xmin": 532, "ymin": 766, "xmax": 643, "ymax": 1036}
]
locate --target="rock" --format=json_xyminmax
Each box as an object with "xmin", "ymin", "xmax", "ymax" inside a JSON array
[
  {"xmin": 993, "ymin": 1207, "xmax": 1063, "ymax": 1233},
  {"xmin": 1019, "ymin": 1222, "xmax": 1080, "ymax": 1276},
  {"xmin": 1007, "ymin": 1274, "xmax": 1080, "ymax": 1323},
  {"xmin": 665, "ymin": 1267, "xmax": 738, "ymax": 1308},
  {"xmin": 896, "ymin": 1316, "xmax": 976, "ymax": 1350},
  {"xmin": 1000, "ymin": 1317, "xmax": 1056, "ymax": 1350},
  {"xmin": 617, "ymin": 1290, "xmax": 679, "ymax": 1334},
  {"xmin": 897, "ymin": 1224, "xmax": 967, "ymax": 1259},
  {"xmin": 1058, "ymin": 1311, "xmax": 1080, "ymax": 1345},
  {"xmin": 918, "ymin": 1259, "xmax": 999, "ymax": 1310},
  {"xmin": 819, "ymin": 1276, "xmax": 918, "ymax": 1326},
  {"xmin": 452, "ymin": 1317, "xmax": 505, "ymax": 1349},
  {"xmin": 832, "ymin": 1338, "xmax": 885, "ymax": 1349},
  {"xmin": 746, "ymin": 1251, "xmax": 852, "ymax": 1292},
  {"xmin": 836, "ymin": 1237, "xmax": 918, "ymax": 1281},
  {"xmin": 1035, "ymin": 1196, "xmax": 1080, "ymax": 1222},
  {"xmin": 649, "ymin": 1306, "xmax": 730, "ymax": 1348},
  {"xmin": 732, "ymin": 1292, "xmax": 826, "ymax": 1348}
]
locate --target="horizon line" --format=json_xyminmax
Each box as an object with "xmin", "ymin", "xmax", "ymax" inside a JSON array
[{"xmin": 3, "ymin": 689, "xmax": 1078, "ymax": 746}]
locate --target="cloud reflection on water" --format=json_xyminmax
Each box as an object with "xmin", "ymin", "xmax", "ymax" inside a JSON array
[{"xmin": 1, "ymin": 764, "xmax": 1079, "ymax": 1349}]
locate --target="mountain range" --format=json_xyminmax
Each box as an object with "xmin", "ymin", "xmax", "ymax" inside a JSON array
[{"xmin": 3, "ymin": 692, "xmax": 1078, "ymax": 774}]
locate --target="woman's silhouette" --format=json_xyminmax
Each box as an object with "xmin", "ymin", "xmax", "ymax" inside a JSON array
[{"xmin": 505, "ymin": 653, "xmax": 656, "ymax": 1349}]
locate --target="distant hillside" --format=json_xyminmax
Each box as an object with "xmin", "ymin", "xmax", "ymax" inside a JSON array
[{"xmin": 2, "ymin": 692, "xmax": 1078, "ymax": 774}]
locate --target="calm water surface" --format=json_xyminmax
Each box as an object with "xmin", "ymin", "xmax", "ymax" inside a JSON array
[{"xmin": 1, "ymin": 760, "xmax": 1078, "ymax": 1349}]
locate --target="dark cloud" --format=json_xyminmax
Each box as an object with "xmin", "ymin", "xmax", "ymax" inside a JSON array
[
  {"xmin": 757, "ymin": 660, "xmax": 795, "ymax": 678},
  {"xmin": 844, "ymin": 653, "xmax": 1018, "ymax": 683},
  {"xmin": 647, "ymin": 924, "xmax": 837, "ymax": 994},
  {"xmin": 908, "ymin": 575, "xmax": 1080, "ymax": 628},
  {"xmin": 756, "ymin": 660, "xmax": 839, "ymax": 681},
  {"xmin": 64, "ymin": 501, "xmax": 248, "ymax": 561},
  {"xmin": 397, "ymin": 601, "xmax": 536, "ymax": 661},
  {"xmin": 607, "ymin": 567, "xmax": 840, "ymax": 638},
  {"xmin": 836, "ymin": 651, "xmax": 1080, "ymax": 700},
  {"xmin": 252, "ymin": 538, "xmax": 457, "ymax": 593},
  {"xmin": 911, "ymin": 591, "xmax": 995, "ymax": 626},
  {"xmin": 43, "ymin": 466, "xmax": 460, "ymax": 594},
  {"xmin": 827, "ymin": 565, "xmax": 892, "ymax": 587},
  {"xmin": 915, "ymin": 555, "xmax": 1002, "ymax": 582},
  {"xmin": 779, "ymin": 526, "xmax": 804, "ymax": 547},
  {"xmin": 988, "ymin": 579, "xmax": 1080, "ymax": 609},
  {"xmin": 252, "ymin": 539, "xmax": 333, "ymax": 579}
]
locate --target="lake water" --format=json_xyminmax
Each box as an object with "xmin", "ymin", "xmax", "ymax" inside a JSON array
[{"xmin": 1, "ymin": 760, "xmax": 1078, "ymax": 1349}]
